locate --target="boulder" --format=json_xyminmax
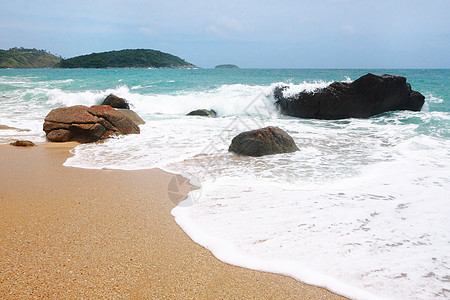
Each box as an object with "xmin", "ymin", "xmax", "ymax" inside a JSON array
[
  {"xmin": 99, "ymin": 94, "xmax": 145, "ymax": 125},
  {"xmin": 46, "ymin": 129, "xmax": 71, "ymax": 142},
  {"xmin": 87, "ymin": 105, "xmax": 139, "ymax": 135},
  {"xmin": 44, "ymin": 105, "xmax": 99, "ymax": 124},
  {"xmin": 229, "ymin": 126, "xmax": 299, "ymax": 157},
  {"xmin": 117, "ymin": 109, "xmax": 145, "ymax": 125},
  {"xmin": 274, "ymin": 73, "xmax": 425, "ymax": 120},
  {"xmin": 187, "ymin": 109, "xmax": 217, "ymax": 117},
  {"xmin": 101, "ymin": 94, "xmax": 130, "ymax": 109},
  {"xmin": 10, "ymin": 140, "xmax": 36, "ymax": 147},
  {"xmin": 43, "ymin": 105, "xmax": 141, "ymax": 143}
]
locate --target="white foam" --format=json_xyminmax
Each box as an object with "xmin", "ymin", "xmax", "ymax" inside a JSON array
[
  {"xmin": 278, "ymin": 77, "xmax": 352, "ymax": 98},
  {"xmin": 280, "ymin": 80, "xmax": 332, "ymax": 97},
  {"xmin": 45, "ymin": 86, "xmax": 132, "ymax": 107},
  {"xmin": 129, "ymin": 84, "xmax": 279, "ymax": 117},
  {"xmin": 172, "ymin": 132, "xmax": 450, "ymax": 299},
  {"xmin": 172, "ymin": 185, "xmax": 383, "ymax": 300},
  {"xmin": 425, "ymin": 93, "xmax": 444, "ymax": 104}
]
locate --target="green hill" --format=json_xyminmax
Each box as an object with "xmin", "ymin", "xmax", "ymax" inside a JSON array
[
  {"xmin": 215, "ymin": 64, "xmax": 239, "ymax": 69},
  {"xmin": 55, "ymin": 49, "xmax": 197, "ymax": 69},
  {"xmin": 0, "ymin": 48, "xmax": 62, "ymax": 68}
]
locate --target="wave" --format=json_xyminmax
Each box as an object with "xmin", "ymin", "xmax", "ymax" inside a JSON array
[
  {"xmin": 0, "ymin": 75, "xmax": 74, "ymax": 87},
  {"xmin": 45, "ymin": 86, "xmax": 129, "ymax": 107},
  {"xmin": 43, "ymin": 84, "xmax": 275, "ymax": 117},
  {"xmin": 424, "ymin": 93, "xmax": 444, "ymax": 104},
  {"xmin": 42, "ymin": 81, "xmax": 341, "ymax": 118},
  {"xmin": 0, "ymin": 80, "xmax": 336, "ymax": 144}
]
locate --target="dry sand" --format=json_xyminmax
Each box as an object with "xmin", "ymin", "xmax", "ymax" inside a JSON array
[{"xmin": 0, "ymin": 144, "xmax": 347, "ymax": 299}]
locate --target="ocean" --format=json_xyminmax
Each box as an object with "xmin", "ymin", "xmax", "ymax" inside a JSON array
[{"xmin": 0, "ymin": 68, "xmax": 449, "ymax": 299}]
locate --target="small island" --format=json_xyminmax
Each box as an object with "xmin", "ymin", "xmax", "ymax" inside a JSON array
[
  {"xmin": 215, "ymin": 64, "xmax": 239, "ymax": 69},
  {"xmin": 55, "ymin": 49, "xmax": 196, "ymax": 69},
  {"xmin": 0, "ymin": 48, "xmax": 61, "ymax": 68}
]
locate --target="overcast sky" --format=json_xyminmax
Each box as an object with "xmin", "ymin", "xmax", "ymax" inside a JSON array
[{"xmin": 1, "ymin": 0, "xmax": 449, "ymax": 68}]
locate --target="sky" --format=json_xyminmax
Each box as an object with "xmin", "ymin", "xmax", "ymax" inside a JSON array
[{"xmin": 1, "ymin": 0, "xmax": 449, "ymax": 68}]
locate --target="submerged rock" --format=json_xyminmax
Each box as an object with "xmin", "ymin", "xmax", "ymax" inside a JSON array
[
  {"xmin": 229, "ymin": 126, "xmax": 299, "ymax": 157},
  {"xmin": 274, "ymin": 73, "xmax": 425, "ymax": 119},
  {"xmin": 101, "ymin": 94, "xmax": 130, "ymax": 109},
  {"xmin": 10, "ymin": 140, "xmax": 36, "ymax": 147},
  {"xmin": 187, "ymin": 109, "xmax": 217, "ymax": 117},
  {"xmin": 43, "ymin": 105, "xmax": 141, "ymax": 143}
]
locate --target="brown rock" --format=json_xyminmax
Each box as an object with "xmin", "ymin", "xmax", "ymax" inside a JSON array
[
  {"xmin": 10, "ymin": 140, "xmax": 36, "ymax": 147},
  {"xmin": 97, "ymin": 117, "xmax": 117, "ymax": 131},
  {"xmin": 43, "ymin": 105, "xmax": 141, "ymax": 143},
  {"xmin": 44, "ymin": 105, "xmax": 99, "ymax": 124},
  {"xmin": 68, "ymin": 123, "xmax": 107, "ymax": 143},
  {"xmin": 43, "ymin": 121, "xmax": 70, "ymax": 133},
  {"xmin": 117, "ymin": 109, "xmax": 146, "ymax": 125},
  {"xmin": 47, "ymin": 129, "xmax": 71, "ymax": 142},
  {"xmin": 88, "ymin": 105, "xmax": 140, "ymax": 134}
]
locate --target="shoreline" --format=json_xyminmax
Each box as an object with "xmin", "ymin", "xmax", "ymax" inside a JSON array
[{"xmin": 0, "ymin": 143, "xmax": 346, "ymax": 299}]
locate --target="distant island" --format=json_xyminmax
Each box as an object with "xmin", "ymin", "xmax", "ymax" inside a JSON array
[
  {"xmin": 55, "ymin": 49, "xmax": 197, "ymax": 69},
  {"xmin": 215, "ymin": 64, "xmax": 239, "ymax": 69},
  {"xmin": 0, "ymin": 48, "xmax": 61, "ymax": 68}
]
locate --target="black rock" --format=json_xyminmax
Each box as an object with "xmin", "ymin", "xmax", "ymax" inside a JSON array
[
  {"xmin": 101, "ymin": 94, "xmax": 130, "ymax": 109},
  {"xmin": 229, "ymin": 126, "xmax": 299, "ymax": 157},
  {"xmin": 274, "ymin": 73, "xmax": 425, "ymax": 119},
  {"xmin": 187, "ymin": 109, "xmax": 217, "ymax": 117}
]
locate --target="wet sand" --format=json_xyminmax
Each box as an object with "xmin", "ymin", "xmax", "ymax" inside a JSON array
[{"xmin": 0, "ymin": 144, "xmax": 346, "ymax": 299}]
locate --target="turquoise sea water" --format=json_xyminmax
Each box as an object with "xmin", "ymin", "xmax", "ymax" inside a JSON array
[
  {"xmin": 0, "ymin": 69, "xmax": 449, "ymax": 299},
  {"xmin": 1, "ymin": 69, "xmax": 448, "ymax": 106}
]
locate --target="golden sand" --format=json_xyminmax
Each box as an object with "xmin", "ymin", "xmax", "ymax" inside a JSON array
[{"xmin": 0, "ymin": 144, "xmax": 346, "ymax": 299}]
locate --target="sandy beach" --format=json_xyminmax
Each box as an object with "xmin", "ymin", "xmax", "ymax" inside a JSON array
[{"xmin": 0, "ymin": 143, "xmax": 346, "ymax": 299}]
